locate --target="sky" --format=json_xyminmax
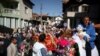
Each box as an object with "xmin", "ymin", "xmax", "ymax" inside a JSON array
[{"xmin": 32, "ymin": 0, "xmax": 62, "ymax": 16}]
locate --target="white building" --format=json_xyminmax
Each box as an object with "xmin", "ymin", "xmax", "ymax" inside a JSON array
[{"xmin": 0, "ymin": 0, "xmax": 34, "ymax": 29}]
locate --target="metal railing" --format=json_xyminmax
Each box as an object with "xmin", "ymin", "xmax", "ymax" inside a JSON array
[{"xmin": 0, "ymin": 8, "xmax": 19, "ymax": 15}]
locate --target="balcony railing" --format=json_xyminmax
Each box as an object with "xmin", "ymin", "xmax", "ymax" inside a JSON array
[
  {"xmin": 0, "ymin": 8, "xmax": 19, "ymax": 17},
  {"xmin": 11, "ymin": 0, "xmax": 19, "ymax": 2},
  {"xmin": 1, "ymin": 0, "xmax": 19, "ymax": 2}
]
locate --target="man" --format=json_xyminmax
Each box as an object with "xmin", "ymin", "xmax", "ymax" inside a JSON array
[
  {"xmin": 32, "ymin": 33, "xmax": 48, "ymax": 56},
  {"xmin": 80, "ymin": 16, "xmax": 96, "ymax": 56},
  {"xmin": 3, "ymin": 34, "xmax": 11, "ymax": 56},
  {"xmin": 0, "ymin": 33, "xmax": 5, "ymax": 56},
  {"xmin": 7, "ymin": 37, "xmax": 17, "ymax": 56}
]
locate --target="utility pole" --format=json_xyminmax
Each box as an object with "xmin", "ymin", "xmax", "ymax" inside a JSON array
[
  {"xmin": 40, "ymin": 2, "xmax": 45, "ymax": 33},
  {"xmin": 40, "ymin": 3, "xmax": 43, "ymax": 25}
]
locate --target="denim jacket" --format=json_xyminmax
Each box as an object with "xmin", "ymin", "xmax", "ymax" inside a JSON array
[{"xmin": 80, "ymin": 23, "xmax": 96, "ymax": 49}]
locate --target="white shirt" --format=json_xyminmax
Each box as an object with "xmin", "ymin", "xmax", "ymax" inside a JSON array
[
  {"xmin": 32, "ymin": 42, "xmax": 47, "ymax": 56},
  {"xmin": 7, "ymin": 43, "xmax": 17, "ymax": 56}
]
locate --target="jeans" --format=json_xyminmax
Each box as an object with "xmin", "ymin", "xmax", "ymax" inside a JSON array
[{"xmin": 85, "ymin": 42, "xmax": 92, "ymax": 56}]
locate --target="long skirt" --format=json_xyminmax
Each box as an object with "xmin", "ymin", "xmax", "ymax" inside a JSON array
[{"xmin": 92, "ymin": 46, "xmax": 99, "ymax": 56}]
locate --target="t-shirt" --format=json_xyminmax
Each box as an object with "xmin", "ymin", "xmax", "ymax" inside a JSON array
[{"xmin": 32, "ymin": 42, "xmax": 47, "ymax": 56}]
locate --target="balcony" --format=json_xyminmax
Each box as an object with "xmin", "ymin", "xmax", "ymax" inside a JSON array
[
  {"xmin": 0, "ymin": 0, "xmax": 19, "ymax": 2},
  {"xmin": 0, "ymin": 8, "xmax": 20, "ymax": 17},
  {"xmin": 0, "ymin": 0, "xmax": 19, "ymax": 9},
  {"xmin": 10, "ymin": 0, "xmax": 19, "ymax": 2}
]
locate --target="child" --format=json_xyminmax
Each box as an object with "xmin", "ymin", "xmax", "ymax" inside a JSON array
[
  {"xmin": 66, "ymin": 29, "xmax": 80, "ymax": 56},
  {"xmin": 57, "ymin": 30, "xmax": 69, "ymax": 56}
]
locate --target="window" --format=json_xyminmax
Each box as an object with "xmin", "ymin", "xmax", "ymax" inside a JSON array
[
  {"xmin": 11, "ymin": 18, "xmax": 15, "ymax": 28},
  {"xmin": 82, "ymin": 6, "xmax": 89, "ymax": 12},
  {"xmin": 17, "ymin": 3, "xmax": 20, "ymax": 10},
  {"xmin": 6, "ymin": 18, "xmax": 11, "ymax": 28},
  {"xmin": 20, "ymin": 19, "xmax": 23, "ymax": 28},
  {"xmin": 15, "ymin": 18, "xmax": 18, "ymax": 28},
  {"xmin": 0, "ymin": 17, "xmax": 4, "ymax": 25},
  {"xmin": 25, "ymin": 7, "xmax": 28, "ymax": 14}
]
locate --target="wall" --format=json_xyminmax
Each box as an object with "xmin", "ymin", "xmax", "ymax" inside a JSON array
[
  {"xmin": 18, "ymin": 0, "xmax": 32, "ymax": 20},
  {"xmin": 0, "ymin": 0, "xmax": 33, "ymax": 29}
]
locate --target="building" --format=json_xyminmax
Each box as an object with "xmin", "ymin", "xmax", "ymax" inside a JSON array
[
  {"xmin": 32, "ymin": 13, "xmax": 51, "ymax": 26},
  {"xmin": 63, "ymin": 1, "xmax": 100, "ymax": 54},
  {"xmin": 32, "ymin": 13, "xmax": 64, "ymax": 28},
  {"xmin": 63, "ymin": 0, "xmax": 100, "ymax": 28},
  {"xmin": 0, "ymin": 0, "xmax": 34, "ymax": 29}
]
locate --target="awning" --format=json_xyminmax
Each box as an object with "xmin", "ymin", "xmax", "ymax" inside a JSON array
[
  {"xmin": 0, "ymin": 25, "xmax": 13, "ymax": 34},
  {"xmin": 75, "ymin": 12, "xmax": 88, "ymax": 18}
]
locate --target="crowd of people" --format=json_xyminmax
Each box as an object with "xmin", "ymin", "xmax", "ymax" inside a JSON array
[{"xmin": 0, "ymin": 16, "xmax": 99, "ymax": 56}]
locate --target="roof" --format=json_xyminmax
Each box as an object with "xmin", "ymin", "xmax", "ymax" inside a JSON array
[
  {"xmin": 32, "ymin": 13, "xmax": 49, "ymax": 18},
  {"xmin": 23, "ymin": 0, "xmax": 34, "ymax": 5},
  {"xmin": 23, "ymin": 0, "xmax": 35, "ymax": 8}
]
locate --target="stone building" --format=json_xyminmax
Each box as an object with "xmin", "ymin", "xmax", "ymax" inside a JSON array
[{"xmin": 0, "ymin": 0, "xmax": 34, "ymax": 29}]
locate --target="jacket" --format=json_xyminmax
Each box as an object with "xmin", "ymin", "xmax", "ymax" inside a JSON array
[{"xmin": 80, "ymin": 23, "xmax": 96, "ymax": 49}]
